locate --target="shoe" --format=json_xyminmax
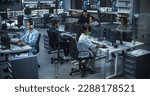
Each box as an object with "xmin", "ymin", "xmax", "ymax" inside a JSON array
[{"xmin": 88, "ymin": 68, "xmax": 95, "ymax": 74}]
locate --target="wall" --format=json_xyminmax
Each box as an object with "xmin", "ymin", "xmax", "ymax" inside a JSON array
[
  {"xmin": 140, "ymin": 0, "xmax": 150, "ymax": 13},
  {"xmin": 63, "ymin": 0, "xmax": 71, "ymax": 11}
]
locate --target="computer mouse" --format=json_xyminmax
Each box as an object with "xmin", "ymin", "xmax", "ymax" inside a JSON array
[{"xmin": 114, "ymin": 44, "xmax": 118, "ymax": 48}]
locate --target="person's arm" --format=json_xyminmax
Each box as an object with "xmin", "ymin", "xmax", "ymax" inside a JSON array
[
  {"xmin": 27, "ymin": 31, "xmax": 39, "ymax": 46},
  {"xmin": 20, "ymin": 32, "xmax": 28, "ymax": 41}
]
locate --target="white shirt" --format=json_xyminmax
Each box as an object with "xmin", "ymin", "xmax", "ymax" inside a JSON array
[{"xmin": 77, "ymin": 33, "xmax": 96, "ymax": 57}]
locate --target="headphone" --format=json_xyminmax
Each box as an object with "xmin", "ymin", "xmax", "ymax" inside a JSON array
[
  {"xmin": 31, "ymin": 23, "xmax": 34, "ymax": 28},
  {"xmin": 27, "ymin": 20, "xmax": 34, "ymax": 29}
]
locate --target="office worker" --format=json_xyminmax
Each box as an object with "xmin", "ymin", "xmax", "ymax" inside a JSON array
[
  {"xmin": 19, "ymin": 20, "xmax": 39, "ymax": 53},
  {"xmin": 48, "ymin": 19, "xmax": 70, "ymax": 59},
  {"xmin": 116, "ymin": 16, "xmax": 132, "ymax": 32},
  {"xmin": 89, "ymin": 16, "xmax": 99, "ymax": 26},
  {"xmin": 115, "ymin": 17, "xmax": 132, "ymax": 44},
  {"xmin": 78, "ymin": 10, "xmax": 91, "ymax": 24},
  {"xmin": 77, "ymin": 25, "xmax": 105, "ymax": 74}
]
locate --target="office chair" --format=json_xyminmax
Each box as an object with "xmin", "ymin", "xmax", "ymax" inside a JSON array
[
  {"xmin": 73, "ymin": 23, "xmax": 83, "ymax": 41},
  {"xmin": 60, "ymin": 13, "xmax": 67, "ymax": 24},
  {"xmin": 32, "ymin": 33, "xmax": 41, "ymax": 68},
  {"xmin": 42, "ymin": 13, "xmax": 50, "ymax": 28},
  {"xmin": 17, "ymin": 15, "xmax": 24, "ymax": 28},
  {"xmin": 47, "ymin": 30, "xmax": 64, "ymax": 78},
  {"xmin": 69, "ymin": 37, "xmax": 93, "ymax": 77},
  {"xmin": 32, "ymin": 33, "xmax": 41, "ymax": 55}
]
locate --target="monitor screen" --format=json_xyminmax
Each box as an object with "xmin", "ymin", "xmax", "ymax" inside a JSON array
[
  {"xmin": 105, "ymin": 29, "xmax": 116, "ymax": 45},
  {"xmin": 91, "ymin": 26, "xmax": 104, "ymax": 41},
  {"xmin": 24, "ymin": 8, "xmax": 31, "ymax": 15},
  {"xmin": 116, "ymin": 31, "xmax": 132, "ymax": 43}
]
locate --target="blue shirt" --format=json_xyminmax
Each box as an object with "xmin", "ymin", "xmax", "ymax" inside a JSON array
[{"xmin": 20, "ymin": 28, "xmax": 39, "ymax": 47}]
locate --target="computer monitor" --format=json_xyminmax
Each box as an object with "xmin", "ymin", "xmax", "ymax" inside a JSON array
[
  {"xmin": 105, "ymin": 28, "xmax": 116, "ymax": 45},
  {"xmin": 24, "ymin": 8, "xmax": 31, "ymax": 15},
  {"xmin": 116, "ymin": 31, "xmax": 132, "ymax": 44},
  {"xmin": 91, "ymin": 26, "xmax": 104, "ymax": 41}
]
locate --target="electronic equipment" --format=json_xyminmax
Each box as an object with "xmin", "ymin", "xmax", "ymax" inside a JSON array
[
  {"xmin": 0, "ymin": 33, "xmax": 10, "ymax": 49},
  {"xmin": 116, "ymin": 31, "xmax": 132, "ymax": 44},
  {"xmin": 91, "ymin": 26, "xmax": 104, "ymax": 41},
  {"xmin": 24, "ymin": 8, "xmax": 31, "ymax": 15},
  {"xmin": 105, "ymin": 28, "xmax": 116, "ymax": 46}
]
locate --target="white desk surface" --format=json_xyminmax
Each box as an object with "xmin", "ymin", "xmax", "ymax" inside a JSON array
[
  {"xmin": 0, "ymin": 45, "xmax": 32, "ymax": 54},
  {"xmin": 90, "ymin": 37, "xmax": 144, "ymax": 79}
]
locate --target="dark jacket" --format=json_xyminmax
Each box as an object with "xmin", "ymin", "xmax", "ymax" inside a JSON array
[
  {"xmin": 48, "ymin": 27, "xmax": 61, "ymax": 43},
  {"xmin": 78, "ymin": 13, "xmax": 91, "ymax": 24}
]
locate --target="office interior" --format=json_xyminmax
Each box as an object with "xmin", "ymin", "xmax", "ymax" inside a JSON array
[{"xmin": 0, "ymin": 0, "xmax": 150, "ymax": 79}]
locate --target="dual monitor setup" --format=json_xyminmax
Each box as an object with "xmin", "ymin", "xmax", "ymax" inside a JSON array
[{"xmin": 91, "ymin": 27, "xmax": 132, "ymax": 47}]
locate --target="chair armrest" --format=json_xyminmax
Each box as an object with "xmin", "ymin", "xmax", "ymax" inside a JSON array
[{"xmin": 78, "ymin": 50, "xmax": 93, "ymax": 58}]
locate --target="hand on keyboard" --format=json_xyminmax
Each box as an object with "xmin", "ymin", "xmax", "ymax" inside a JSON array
[
  {"xmin": 101, "ymin": 45, "xmax": 107, "ymax": 48},
  {"xmin": 18, "ymin": 41, "xmax": 27, "ymax": 46}
]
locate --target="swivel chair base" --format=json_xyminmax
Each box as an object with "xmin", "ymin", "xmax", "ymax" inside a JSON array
[{"xmin": 69, "ymin": 64, "xmax": 87, "ymax": 77}]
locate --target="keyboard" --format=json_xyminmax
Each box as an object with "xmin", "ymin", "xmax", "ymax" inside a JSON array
[{"xmin": 10, "ymin": 41, "xmax": 25, "ymax": 46}]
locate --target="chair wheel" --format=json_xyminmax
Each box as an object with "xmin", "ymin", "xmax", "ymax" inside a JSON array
[
  {"xmin": 71, "ymin": 68, "xmax": 74, "ymax": 71},
  {"xmin": 38, "ymin": 64, "xmax": 40, "ymax": 68},
  {"xmin": 69, "ymin": 73, "xmax": 72, "ymax": 76}
]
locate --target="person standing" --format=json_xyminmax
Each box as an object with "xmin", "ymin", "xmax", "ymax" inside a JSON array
[{"xmin": 78, "ymin": 10, "xmax": 91, "ymax": 24}]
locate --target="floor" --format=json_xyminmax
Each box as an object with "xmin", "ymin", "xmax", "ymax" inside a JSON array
[
  {"xmin": 0, "ymin": 27, "xmax": 150, "ymax": 79},
  {"xmin": 36, "ymin": 28, "xmax": 127, "ymax": 79}
]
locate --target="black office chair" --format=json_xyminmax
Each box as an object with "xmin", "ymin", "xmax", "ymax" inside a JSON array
[
  {"xmin": 60, "ymin": 13, "xmax": 67, "ymax": 24},
  {"xmin": 42, "ymin": 13, "xmax": 51, "ymax": 28},
  {"xmin": 73, "ymin": 23, "xmax": 83, "ymax": 41},
  {"xmin": 17, "ymin": 15, "xmax": 24, "ymax": 28},
  {"xmin": 32, "ymin": 33, "xmax": 41, "ymax": 55},
  {"xmin": 47, "ymin": 30, "xmax": 64, "ymax": 78},
  {"xmin": 32, "ymin": 33, "xmax": 41, "ymax": 68},
  {"xmin": 47, "ymin": 30, "xmax": 64, "ymax": 64},
  {"xmin": 69, "ymin": 37, "xmax": 93, "ymax": 77}
]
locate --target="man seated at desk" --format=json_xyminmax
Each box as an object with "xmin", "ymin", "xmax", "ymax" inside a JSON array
[
  {"xmin": 48, "ymin": 19, "xmax": 70, "ymax": 59},
  {"xmin": 78, "ymin": 24, "xmax": 105, "ymax": 74},
  {"xmin": 16, "ymin": 20, "xmax": 39, "ymax": 54}
]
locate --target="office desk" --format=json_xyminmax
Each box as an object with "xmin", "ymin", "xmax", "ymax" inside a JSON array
[
  {"xmin": 0, "ymin": 44, "xmax": 32, "ymax": 62},
  {"xmin": 91, "ymin": 39, "xmax": 144, "ymax": 79}
]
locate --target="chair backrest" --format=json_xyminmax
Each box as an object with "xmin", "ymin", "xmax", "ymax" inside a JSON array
[
  {"xmin": 43, "ymin": 14, "xmax": 50, "ymax": 22},
  {"xmin": 68, "ymin": 37, "xmax": 78, "ymax": 60},
  {"xmin": 17, "ymin": 15, "xmax": 24, "ymax": 27},
  {"xmin": 47, "ymin": 30, "xmax": 58, "ymax": 50},
  {"xmin": 73, "ymin": 23, "xmax": 83, "ymax": 41},
  {"xmin": 33, "ymin": 33, "xmax": 41, "ymax": 55}
]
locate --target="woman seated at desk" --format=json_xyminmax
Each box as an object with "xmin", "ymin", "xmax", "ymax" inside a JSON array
[
  {"xmin": 89, "ymin": 16, "xmax": 99, "ymax": 26},
  {"xmin": 78, "ymin": 24, "xmax": 105, "ymax": 74},
  {"xmin": 115, "ymin": 17, "xmax": 132, "ymax": 44}
]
